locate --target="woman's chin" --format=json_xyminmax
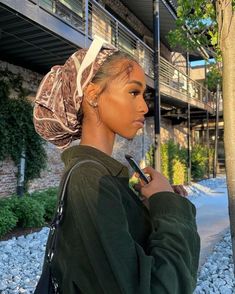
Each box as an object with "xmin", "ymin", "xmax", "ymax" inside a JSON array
[
  {"xmin": 123, "ymin": 132, "xmax": 138, "ymax": 140},
  {"xmin": 118, "ymin": 128, "xmax": 143, "ymax": 140}
]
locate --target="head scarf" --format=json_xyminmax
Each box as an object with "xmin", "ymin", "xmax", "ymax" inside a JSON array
[{"xmin": 33, "ymin": 36, "xmax": 118, "ymax": 149}]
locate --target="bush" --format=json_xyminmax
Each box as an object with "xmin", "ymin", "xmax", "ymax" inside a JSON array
[
  {"xmin": 167, "ymin": 139, "xmax": 178, "ymax": 182},
  {"xmin": 145, "ymin": 144, "xmax": 154, "ymax": 167},
  {"xmin": 191, "ymin": 144, "xmax": 208, "ymax": 180},
  {"xmin": 159, "ymin": 140, "xmax": 210, "ymax": 183},
  {"xmin": 161, "ymin": 143, "xmax": 169, "ymax": 180},
  {"xmin": 13, "ymin": 196, "xmax": 45, "ymax": 228},
  {"xmin": 161, "ymin": 140, "xmax": 187, "ymax": 184},
  {"xmin": 31, "ymin": 188, "xmax": 57, "ymax": 221},
  {"xmin": 172, "ymin": 158, "xmax": 186, "ymax": 185},
  {"xmin": 0, "ymin": 207, "xmax": 17, "ymax": 238},
  {"xmin": 0, "ymin": 188, "xmax": 58, "ymax": 238}
]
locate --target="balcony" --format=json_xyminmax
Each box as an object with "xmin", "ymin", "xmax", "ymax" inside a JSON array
[{"xmin": 0, "ymin": 0, "xmax": 215, "ymax": 113}]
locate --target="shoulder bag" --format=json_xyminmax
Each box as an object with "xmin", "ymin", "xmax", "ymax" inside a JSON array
[{"xmin": 34, "ymin": 159, "xmax": 107, "ymax": 294}]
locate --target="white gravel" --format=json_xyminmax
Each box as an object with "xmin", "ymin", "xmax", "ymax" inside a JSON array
[
  {"xmin": 0, "ymin": 227, "xmax": 49, "ymax": 294},
  {"xmin": 194, "ymin": 231, "xmax": 235, "ymax": 294},
  {"xmin": 0, "ymin": 177, "xmax": 234, "ymax": 293}
]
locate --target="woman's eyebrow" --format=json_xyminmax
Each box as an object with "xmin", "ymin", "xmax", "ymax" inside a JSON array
[{"xmin": 127, "ymin": 80, "xmax": 145, "ymax": 88}]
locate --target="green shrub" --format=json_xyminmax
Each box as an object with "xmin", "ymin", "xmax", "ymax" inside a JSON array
[
  {"xmin": 172, "ymin": 158, "xmax": 186, "ymax": 185},
  {"xmin": 167, "ymin": 139, "xmax": 178, "ymax": 182},
  {"xmin": 145, "ymin": 144, "xmax": 154, "ymax": 167},
  {"xmin": 0, "ymin": 188, "xmax": 59, "ymax": 237},
  {"xmin": 160, "ymin": 140, "xmax": 187, "ymax": 184},
  {"xmin": 13, "ymin": 196, "xmax": 45, "ymax": 228},
  {"xmin": 31, "ymin": 188, "xmax": 58, "ymax": 221},
  {"xmin": 43, "ymin": 195, "xmax": 57, "ymax": 221},
  {"xmin": 191, "ymin": 144, "xmax": 208, "ymax": 180},
  {"xmin": 159, "ymin": 139, "xmax": 210, "ymax": 183},
  {"xmin": 0, "ymin": 207, "xmax": 17, "ymax": 238},
  {"xmin": 161, "ymin": 143, "xmax": 169, "ymax": 180},
  {"xmin": 178, "ymin": 147, "xmax": 188, "ymax": 182},
  {"xmin": 0, "ymin": 195, "xmax": 19, "ymax": 210}
]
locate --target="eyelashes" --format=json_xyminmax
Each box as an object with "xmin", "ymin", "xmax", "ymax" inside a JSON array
[
  {"xmin": 129, "ymin": 90, "xmax": 147, "ymax": 98},
  {"xmin": 129, "ymin": 90, "xmax": 141, "ymax": 96}
]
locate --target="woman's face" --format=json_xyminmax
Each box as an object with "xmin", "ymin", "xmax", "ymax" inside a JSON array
[{"xmin": 98, "ymin": 61, "xmax": 148, "ymax": 139}]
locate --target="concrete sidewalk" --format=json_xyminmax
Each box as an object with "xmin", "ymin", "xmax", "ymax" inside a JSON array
[{"xmin": 189, "ymin": 180, "xmax": 229, "ymax": 268}]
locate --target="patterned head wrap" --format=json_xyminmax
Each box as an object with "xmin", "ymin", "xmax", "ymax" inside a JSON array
[{"xmin": 33, "ymin": 36, "xmax": 118, "ymax": 149}]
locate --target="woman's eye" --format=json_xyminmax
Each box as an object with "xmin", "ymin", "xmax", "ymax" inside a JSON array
[{"xmin": 129, "ymin": 90, "xmax": 140, "ymax": 96}]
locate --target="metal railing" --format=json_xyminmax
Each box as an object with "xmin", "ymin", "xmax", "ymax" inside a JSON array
[
  {"xmin": 29, "ymin": 0, "xmax": 84, "ymax": 30},
  {"xmin": 87, "ymin": 0, "xmax": 154, "ymax": 78},
  {"xmin": 28, "ymin": 0, "xmax": 214, "ymax": 109},
  {"xmin": 160, "ymin": 57, "xmax": 215, "ymax": 106}
]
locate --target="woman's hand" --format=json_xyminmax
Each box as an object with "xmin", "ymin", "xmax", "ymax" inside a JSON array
[
  {"xmin": 133, "ymin": 166, "xmax": 174, "ymax": 199},
  {"xmin": 171, "ymin": 185, "xmax": 188, "ymax": 197}
]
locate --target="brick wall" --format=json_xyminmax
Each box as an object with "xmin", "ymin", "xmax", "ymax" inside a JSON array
[
  {"xmin": 0, "ymin": 60, "xmax": 42, "ymax": 95},
  {"xmin": 161, "ymin": 118, "xmax": 188, "ymax": 147},
  {"xmin": 27, "ymin": 143, "xmax": 64, "ymax": 193},
  {"xmin": 0, "ymin": 158, "xmax": 18, "ymax": 198}
]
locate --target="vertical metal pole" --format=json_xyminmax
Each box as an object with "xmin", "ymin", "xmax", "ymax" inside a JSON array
[
  {"xmin": 187, "ymin": 104, "xmax": 191, "ymax": 184},
  {"xmin": 186, "ymin": 51, "xmax": 191, "ymax": 184},
  {"xmin": 84, "ymin": 0, "xmax": 89, "ymax": 47},
  {"xmin": 205, "ymin": 60, "xmax": 208, "ymax": 103},
  {"xmin": 207, "ymin": 110, "xmax": 210, "ymax": 178},
  {"xmin": 213, "ymin": 83, "xmax": 220, "ymax": 178},
  {"xmin": 115, "ymin": 21, "xmax": 119, "ymax": 48},
  {"xmin": 142, "ymin": 122, "xmax": 145, "ymax": 160},
  {"xmin": 204, "ymin": 59, "xmax": 210, "ymax": 178},
  {"xmin": 153, "ymin": 0, "xmax": 161, "ymax": 171}
]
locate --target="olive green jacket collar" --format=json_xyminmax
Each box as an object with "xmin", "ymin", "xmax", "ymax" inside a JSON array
[{"xmin": 61, "ymin": 145, "xmax": 129, "ymax": 177}]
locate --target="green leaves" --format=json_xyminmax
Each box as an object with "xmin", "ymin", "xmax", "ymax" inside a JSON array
[
  {"xmin": 0, "ymin": 70, "xmax": 47, "ymax": 188},
  {"xmin": 205, "ymin": 64, "xmax": 222, "ymax": 92},
  {"xmin": 167, "ymin": 0, "xmax": 220, "ymax": 58},
  {"xmin": 0, "ymin": 188, "xmax": 58, "ymax": 237}
]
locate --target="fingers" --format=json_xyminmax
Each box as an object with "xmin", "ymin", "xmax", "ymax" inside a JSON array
[
  {"xmin": 142, "ymin": 166, "xmax": 157, "ymax": 180},
  {"xmin": 133, "ymin": 171, "xmax": 151, "ymax": 185},
  {"xmin": 133, "ymin": 182, "xmax": 142, "ymax": 192},
  {"xmin": 132, "ymin": 167, "xmax": 189, "ymax": 199},
  {"xmin": 171, "ymin": 185, "xmax": 188, "ymax": 197}
]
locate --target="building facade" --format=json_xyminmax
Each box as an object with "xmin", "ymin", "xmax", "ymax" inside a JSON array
[{"xmin": 0, "ymin": 0, "xmax": 215, "ymax": 197}]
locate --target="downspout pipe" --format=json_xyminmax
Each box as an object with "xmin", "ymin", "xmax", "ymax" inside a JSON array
[{"xmin": 17, "ymin": 144, "xmax": 26, "ymax": 197}]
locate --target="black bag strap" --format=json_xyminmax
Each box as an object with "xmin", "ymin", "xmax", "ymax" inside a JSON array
[{"xmin": 47, "ymin": 159, "xmax": 109, "ymax": 264}]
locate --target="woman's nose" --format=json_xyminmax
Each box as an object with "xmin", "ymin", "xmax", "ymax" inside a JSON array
[{"xmin": 139, "ymin": 96, "xmax": 149, "ymax": 115}]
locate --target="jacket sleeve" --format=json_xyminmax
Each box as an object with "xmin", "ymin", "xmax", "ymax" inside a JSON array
[{"xmin": 67, "ymin": 163, "xmax": 200, "ymax": 294}]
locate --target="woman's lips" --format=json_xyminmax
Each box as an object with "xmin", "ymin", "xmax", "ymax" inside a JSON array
[{"xmin": 133, "ymin": 119, "xmax": 145, "ymax": 127}]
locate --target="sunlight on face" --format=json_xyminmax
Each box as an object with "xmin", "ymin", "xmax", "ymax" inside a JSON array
[{"xmin": 98, "ymin": 61, "xmax": 148, "ymax": 139}]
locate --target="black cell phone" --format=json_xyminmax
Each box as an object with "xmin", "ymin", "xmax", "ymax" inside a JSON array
[{"xmin": 125, "ymin": 154, "xmax": 149, "ymax": 184}]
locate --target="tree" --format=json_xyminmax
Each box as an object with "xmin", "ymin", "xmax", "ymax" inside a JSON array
[{"xmin": 168, "ymin": 0, "xmax": 235, "ymax": 270}]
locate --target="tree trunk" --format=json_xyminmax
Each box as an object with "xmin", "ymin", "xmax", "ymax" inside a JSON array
[{"xmin": 218, "ymin": 0, "xmax": 235, "ymax": 272}]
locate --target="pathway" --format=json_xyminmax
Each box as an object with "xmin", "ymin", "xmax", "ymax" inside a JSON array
[{"xmin": 189, "ymin": 178, "xmax": 229, "ymax": 268}]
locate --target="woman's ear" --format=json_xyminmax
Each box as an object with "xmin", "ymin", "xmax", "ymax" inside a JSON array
[
  {"xmin": 84, "ymin": 82, "xmax": 99, "ymax": 98},
  {"xmin": 84, "ymin": 83, "xmax": 100, "ymax": 108}
]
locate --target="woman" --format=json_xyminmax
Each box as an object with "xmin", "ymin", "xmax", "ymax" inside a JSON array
[{"xmin": 34, "ymin": 37, "xmax": 200, "ymax": 294}]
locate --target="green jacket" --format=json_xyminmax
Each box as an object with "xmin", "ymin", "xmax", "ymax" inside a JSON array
[{"xmin": 50, "ymin": 145, "xmax": 200, "ymax": 294}]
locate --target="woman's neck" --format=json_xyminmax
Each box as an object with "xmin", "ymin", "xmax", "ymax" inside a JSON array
[{"xmin": 80, "ymin": 122, "xmax": 115, "ymax": 156}]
